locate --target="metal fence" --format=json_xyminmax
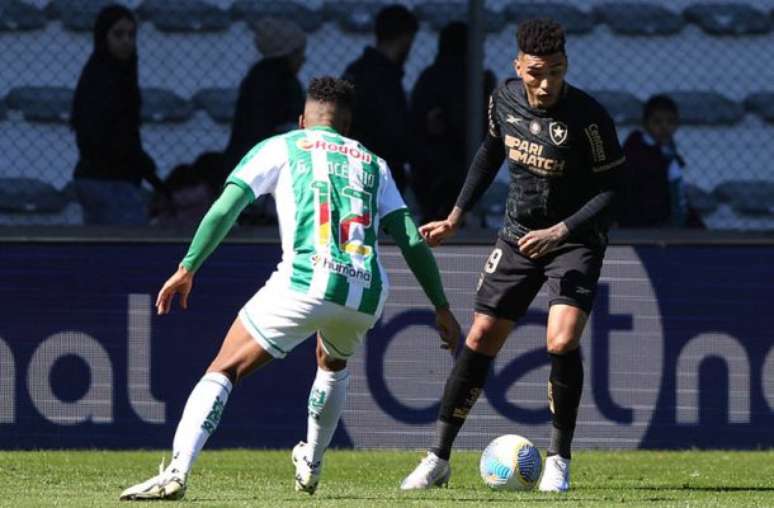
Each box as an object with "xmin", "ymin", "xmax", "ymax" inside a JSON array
[{"xmin": 1, "ymin": 0, "xmax": 773, "ymax": 229}]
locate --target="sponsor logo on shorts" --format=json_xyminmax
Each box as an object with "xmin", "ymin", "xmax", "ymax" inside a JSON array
[
  {"xmin": 297, "ymin": 138, "xmax": 373, "ymax": 163},
  {"xmin": 312, "ymin": 254, "xmax": 372, "ymax": 287}
]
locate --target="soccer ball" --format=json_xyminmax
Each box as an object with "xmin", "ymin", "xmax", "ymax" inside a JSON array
[{"xmin": 479, "ymin": 434, "xmax": 542, "ymax": 491}]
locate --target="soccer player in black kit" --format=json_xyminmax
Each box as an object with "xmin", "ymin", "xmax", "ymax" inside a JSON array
[{"xmin": 401, "ymin": 18, "xmax": 625, "ymax": 492}]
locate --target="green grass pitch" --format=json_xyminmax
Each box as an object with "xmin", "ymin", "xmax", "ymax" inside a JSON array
[{"xmin": 1, "ymin": 449, "xmax": 773, "ymax": 507}]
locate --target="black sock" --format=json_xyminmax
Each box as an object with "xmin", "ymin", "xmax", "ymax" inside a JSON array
[
  {"xmin": 430, "ymin": 346, "xmax": 493, "ymax": 460},
  {"xmin": 547, "ymin": 348, "xmax": 583, "ymax": 460}
]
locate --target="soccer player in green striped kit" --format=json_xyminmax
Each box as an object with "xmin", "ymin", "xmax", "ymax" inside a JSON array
[{"xmin": 120, "ymin": 77, "xmax": 461, "ymax": 501}]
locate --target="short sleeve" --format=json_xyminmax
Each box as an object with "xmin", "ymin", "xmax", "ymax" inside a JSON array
[
  {"xmin": 225, "ymin": 136, "xmax": 286, "ymax": 201},
  {"xmin": 583, "ymin": 110, "xmax": 626, "ymax": 174},
  {"xmin": 378, "ymin": 160, "xmax": 407, "ymax": 218},
  {"xmin": 487, "ymin": 93, "xmax": 501, "ymax": 139}
]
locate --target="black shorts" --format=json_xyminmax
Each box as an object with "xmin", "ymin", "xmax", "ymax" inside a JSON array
[{"xmin": 474, "ymin": 237, "xmax": 604, "ymax": 321}]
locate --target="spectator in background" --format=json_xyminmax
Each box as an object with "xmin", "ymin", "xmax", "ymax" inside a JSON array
[
  {"xmin": 410, "ymin": 22, "xmax": 496, "ymax": 223},
  {"xmin": 71, "ymin": 4, "xmax": 169, "ymax": 225},
  {"xmin": 224, "ymin": 17, "xmax": 306, "ymax": 175},
  {"xmin": 223, "ymin": 17, "xmax": 306, "ymax": 227},
  {"xmin": 618, "ymin": 95, "xmax": 703, "ymax": 228},
  {"xmin": 150, "ymin": 152, "xmax": 225, "ymax": 227},
  {"xmin": 343, "ymin": 5, "xmax": 418, "ymax": 194}
]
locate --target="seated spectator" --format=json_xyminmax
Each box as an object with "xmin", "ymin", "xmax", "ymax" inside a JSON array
[
  {"xmin": 343, "ymin": 5, "xmax": 418, "ymax": 194},
  {"xmin": 150, "ymin": 152, "xmax": 224, "ymax": 226},
  {"xmin": 223, "ymin": 17, "xmax": 306, "ymax": 174},
  {"xmin": 618, "ymin": 95, "xmax": 703, "ymax": 228},
  {"xmin": 71, "ymin": 4, "xmax": 169, "ymax": 225},
  {"xmin": 410, "ymin": 21, "xmax": 496, "ymax": 223}
]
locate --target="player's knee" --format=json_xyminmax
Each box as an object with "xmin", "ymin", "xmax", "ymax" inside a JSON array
[
  {"xmin": 465, "ymin": 322, "xmax": 503, "ymax": 356},
  {"xmin": 316, "ymin": 348, "xmax": 347, "ymax": 371},
  {"xmin": 318, "ymin": 355, "xmax": 347, "ymax": 372},
  {"xmin": 546, "ymin": 332, "xmax": 579, "ymax": 355}
]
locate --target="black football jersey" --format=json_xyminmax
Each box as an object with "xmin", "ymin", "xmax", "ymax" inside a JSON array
[{"xmin": 488, "ymin": 78, "xmax": 625, "ymax": 243}]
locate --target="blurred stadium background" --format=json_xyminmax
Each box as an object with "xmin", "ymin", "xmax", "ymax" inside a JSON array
[{"xmin": 0, "ymin": 0, "xmax": 773, "ymax": 229}]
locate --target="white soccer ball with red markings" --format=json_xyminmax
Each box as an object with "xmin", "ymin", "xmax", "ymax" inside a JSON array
[{"xmin": 479, "ymin": 434, "xmax": 542, "ymax": 491}]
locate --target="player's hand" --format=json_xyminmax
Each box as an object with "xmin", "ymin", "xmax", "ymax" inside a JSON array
[
  {"xmin": 419, "ymin": 219, "xmax": 456, "ymax": 247},
  {"xmin": 155, "ymin": 265, "xmax": 194, "ymax": 315},
  {"xmin": 434, "ymin": 306, "xmax": 461, "ymax": 354},
  {"xmin": 518, "ymin": 223, "xmax": 569, "ymax": 259}
]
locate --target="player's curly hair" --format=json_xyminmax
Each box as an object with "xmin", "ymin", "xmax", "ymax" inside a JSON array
[
  {"xmin": 517, "ymin": 18, "xmax": 566, "ymax": 56},
  {"xmin": 307, "ymin": 76, "xmax": 355, "ymax": 109}
]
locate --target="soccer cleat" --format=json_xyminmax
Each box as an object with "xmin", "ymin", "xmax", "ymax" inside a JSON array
[
  {"xmin": 538, "ymin": 454, "xmax": 570, "ymax": 492},
  {"xmin": 400, "ymin": 452, "xmax": 451, "ymax": 490},
  {"xmin": 119, "ymin": 459, "xmax": 187, "ymax": 501},
  {"xmin": 292, "ymin": 441, "xmax": 322, "ymax": 495}
]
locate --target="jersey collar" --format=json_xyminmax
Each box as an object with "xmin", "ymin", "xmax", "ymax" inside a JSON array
[{"xmin": 307, "ymin": 125, "xmax": 339, "ymax": 134}]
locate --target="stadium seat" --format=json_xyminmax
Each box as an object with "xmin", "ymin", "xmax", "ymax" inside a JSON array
[
  {"xmin": 0, "ymin": 177, "xmax": 68, "ymax": 213},
  {"xmin": 588, "ymin": 90, "xmax": 642, "ymax": 125},
  {"xmin": 47, "ymin": 0, "xmax": 119, "ymax": 32},
  {"xmin": 322, "ymin": 1, "xmax": 381, "ymax": 33},
  {"xmin": 744, "ymin": 92, "xmax": 774, "ymax": 123},
  {"xmin": 414, "ymin": 2, "xmax": 506, "ymax": 33},
  {"xmin": 713, "ymin": 179, "xmax": 774, "ymax": 215},
  {"xmin": 137, "ymin": 0, "xmax": 230, "ymax": 33},
  {"xmin": 683, "ymin": 3, "xmax": 771, "ymax": 36},
  {"xmin": 192, "ymin": 87, "xmax": 238, "ymax": 124},
  {"xmin": 0, "ymin": 0, "xmax": 47, "ymax": 31},
  {"xmin": 664, "ymin": 91, "xmax": 744, "ymax": 125},
  {"xmin": 230, "ymin": 0, "xmax": 323, "ymax": 33},
  {"xmin": 5, "ymin": 86, "xmax": 74, "ymax": 123},
  {"xmin": 684, "ymin": 183, "xmax": 718, "ymax": 214},
  {"xmin": 593, "ymin": 3, "xmax": 684, "ymax": 35},
  {"xmin": 505, "ymin": 3, "xmax": 594, "ymax": 34},
  {"xmin": 141, "ymin": 88, "xmax": 194, "ymax": 123}
]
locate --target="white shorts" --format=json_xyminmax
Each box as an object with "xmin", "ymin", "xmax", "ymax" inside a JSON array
[{"xmin": 238, "ymin": 286, "xmax": 378, "ymax": 360}]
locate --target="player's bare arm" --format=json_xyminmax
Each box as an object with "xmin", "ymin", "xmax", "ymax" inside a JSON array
[
  {"xmin": 156, "ymin": 265, "xmax": 194, "ymax": 315},
  {"xmin": 434, "ymin": 305, "xmax": 461, "ymax": 354},
  {"xmin": 419, "ymin": 206, "xmax": 463, "ymax": 247}
]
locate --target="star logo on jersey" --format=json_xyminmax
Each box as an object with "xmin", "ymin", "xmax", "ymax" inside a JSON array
[
  {"xmin": 529, "ymin": 120, "xmax": 542, "ymax": 135},
  {"xmin": 549, "ymin": 121, "xmax": 568, "ymax": 146},
  {"xmin": 506, "ymin": 114, "xmax": 523, "ymax": 125}
]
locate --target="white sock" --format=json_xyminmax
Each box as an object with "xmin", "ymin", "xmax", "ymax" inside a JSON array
[
  {"xmin": 170, "ymin": 372, "xmax": 232, "ymax": 475},
  {"xmin": 305, "ymin": 367, "xmax": 350, "ymax": 464}
]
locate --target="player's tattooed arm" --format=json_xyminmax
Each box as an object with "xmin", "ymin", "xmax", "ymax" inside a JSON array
[{"xmin": 517, "ymin": 222, "xmax": 569, "ymax": 259}]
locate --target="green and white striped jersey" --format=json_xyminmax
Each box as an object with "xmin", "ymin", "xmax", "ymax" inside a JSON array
[{"xmin": 226, "ymin": 125, "xmax": 406, "ymax": 316}]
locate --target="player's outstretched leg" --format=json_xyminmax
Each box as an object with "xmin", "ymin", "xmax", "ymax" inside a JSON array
[
  {"xmin": 539, "ymin": 306, "xmax": 586, "ymax": 493},
  {"xmin": 402, "ymin": 315, "xmax": 510, "ymax": 490},
  {"xmin": 120, "ymin": 318, "xmax": 271, "ymax": 501},
  {"xmin": 293, "ymin": 337, "xmax": 351, "ymax": 495},
  {"xmin": 119, "ymin": 371, "xmax": 231, "ymax": 501},
  {"xmin": 401, "ymin": 345, "xmax": 494, "ymax": 490}
]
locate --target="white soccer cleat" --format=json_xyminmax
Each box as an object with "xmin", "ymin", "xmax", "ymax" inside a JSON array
[
  {"xmin": 538, "ymin": 455, "xmax": 571, "ymax": 492},
  {"xmin": 400, "ymin": 452, "xmax": 451, "ymax": 490},
  {"xmin": 119, "ymin": 459, "xmax": 187, "ymax": 501},
  {"xmin": 292, "ymin": 441, "xmax": 322, "ymax": 495}
]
